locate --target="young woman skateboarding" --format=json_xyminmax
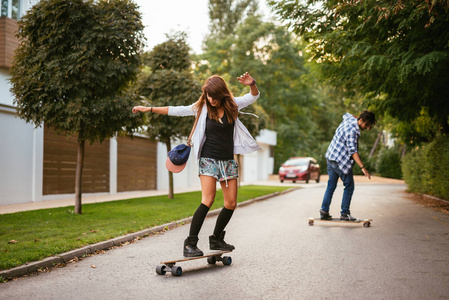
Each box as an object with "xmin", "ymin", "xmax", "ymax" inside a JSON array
[{"xmin": 132, "ymin": 72, "xmax": 260, "ymax": 256}]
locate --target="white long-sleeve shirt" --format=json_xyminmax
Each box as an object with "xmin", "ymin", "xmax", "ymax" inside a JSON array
[{"xmin": 168, "ymin": 92, "xmax": 262, "ymax": 160}]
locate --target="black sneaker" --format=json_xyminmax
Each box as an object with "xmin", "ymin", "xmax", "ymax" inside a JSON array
[
  {"xmin": 184, "ymin": 236, "xmax": 204, "ymax": 257},
  {"xmin": 209, "ymin": 231, "xmax": 235, "ymax": 251},
  {"xmin": 340, "ymin": 214, "xmax": 359, "ymax": 221},
  {"xmin": 320, "ymin": 210, "xmax": 332, "ymax": 220}
]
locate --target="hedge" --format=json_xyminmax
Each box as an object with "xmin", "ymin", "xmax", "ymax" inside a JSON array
[
  {"xmin": 376, "ymin": 148, "xmax": 402, "ymax": 179},
  {"xmin": 402, "ymin": 135, "xmax": 449, "ymax": 200}
]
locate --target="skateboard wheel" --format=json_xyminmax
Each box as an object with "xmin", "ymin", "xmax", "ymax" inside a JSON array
[
  {"xmin": 207, "ymin": 256, "xmax": 217, "ymax": 264},
  {"xmin": 308, "ymin": 220, "xmax": 314, "ymax": 226},
  {"xmin": 363, "ymin": 221, "xmax": 371, "ymax": 228},
  {"xmin": 171, "ymin": 266, "xmax": 182, "ymax": 276},
  {"xmin": 156, "ymin": 265, "xmax": 166, "ymax": 275},
  {"xmin": 222, "ymin": 256, "xmax": 232, "ymax": 265}
]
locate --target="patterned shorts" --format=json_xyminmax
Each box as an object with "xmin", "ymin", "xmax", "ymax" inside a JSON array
[{"xmin": 198, "ymin": 157, "xmax": 239, "ymax": 182}]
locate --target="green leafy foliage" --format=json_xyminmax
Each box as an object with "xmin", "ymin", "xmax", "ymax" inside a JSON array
[
  {"xmin": 10, "ymin": 0, "xmax": 145, "ymax": 142},
  {"xmin": 402, "ymin": 135, "xmax": 449, "ymax": 200},
  {"xmin": 208, "ymin": 0, "xmax": 259, "ymax": 38},
  {"xmin": 270, "ymin": 0, "xmax": 449, "ymax": 138},
  {"xmin": 135, "ymin": 33, "xmax": 202, "ymax": 145},
  {"xmin": 375, "ymin": 148, "xmax": 402, "ymax": 179}
]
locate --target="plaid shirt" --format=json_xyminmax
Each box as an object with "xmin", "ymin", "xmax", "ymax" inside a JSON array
[{"xmin": 325, "ymin": 113, "xmax": 360, "ymax": 174}]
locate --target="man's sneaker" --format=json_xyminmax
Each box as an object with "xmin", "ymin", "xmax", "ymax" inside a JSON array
[
  {"xmin": 184, "ymin": 236, "xmax": 204, "ymax": 257},
  {"xmin": 209, "ymin": 231, "xmax": 235, "ymax": 251},
  {"xmin": 340, "ymin": 214, "xmax": 359, "ymax": 221},
  {"xmin": 320, "ymin": 210, "xmax": 332, "ymax": 220}
]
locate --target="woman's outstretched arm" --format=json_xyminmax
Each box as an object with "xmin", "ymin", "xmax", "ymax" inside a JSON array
[{"xmin": 132, "ymin": 106, "xmax": 169, "ymax": 114}]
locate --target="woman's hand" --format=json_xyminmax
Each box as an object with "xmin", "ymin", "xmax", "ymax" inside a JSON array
[
  {"xmin": 237, "ymin": 72, "xmax": 254, "ymax": 86},
  {"xmin": 132, "ymin": 106, "xmax": 145, "ymax": 113}
]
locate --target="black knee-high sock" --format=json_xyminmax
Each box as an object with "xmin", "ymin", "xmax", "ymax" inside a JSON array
[
  {"xmin": 189, "ymin": 203, "xmax": 210, "ymax": 237},
  {"xmin": 213, "ymin": 207, "xmax": 234, "ymax": 237}
]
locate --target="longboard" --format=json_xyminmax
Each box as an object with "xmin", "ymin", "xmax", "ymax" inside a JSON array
[
  {"xmin": 308, "ymin": 217, "xmax": 372, "ymax": 227},
  {"xmin": 156, "ymin": 250, "xmax": 233, "ymax": 276}
]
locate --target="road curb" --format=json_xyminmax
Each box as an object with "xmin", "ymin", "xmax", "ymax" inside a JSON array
[
  {"xmin": 423, "ymin": 193, "xmax": 449, "ymax": 205},
  {"xmin": 0, "ymin": 187, "xmax": 298, "ymax": 280}
]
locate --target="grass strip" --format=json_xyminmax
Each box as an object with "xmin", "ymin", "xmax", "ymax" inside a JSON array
[{"xmin": 0, "ymin": 185, "xmax": 293, "ymax": 270}]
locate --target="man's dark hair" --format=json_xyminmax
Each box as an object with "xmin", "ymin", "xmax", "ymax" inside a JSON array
[{"xmin": 358, "ymin": 111, "xmax": 376, "ymax": 127}]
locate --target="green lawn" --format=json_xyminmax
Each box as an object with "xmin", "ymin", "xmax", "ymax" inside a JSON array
[{"xmin": 0, "ymin": 185, "xmax": 294, "ymax": 270}]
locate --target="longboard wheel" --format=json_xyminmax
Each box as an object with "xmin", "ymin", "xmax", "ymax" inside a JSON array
[
  {"xmin": 171, "ymin": 266, "xmax": 182, "ymax": 276},
  {"xmin": 207, "ymin": 256, "xmax": 217, "ymax": 264},
  {"xmin": 156, "ymin": 265, "xmax": 166, "ymax": 275},
  {"xmin": 308, "ymin": 220, "xmax": 314, "ymax": 226},
  {"xmin": 363, "ymin": 221, "xmax": 371, "ymax": 228},
  {"xmin": 222, "ymin": 256, "xmax": 232, "ymax": 265}
]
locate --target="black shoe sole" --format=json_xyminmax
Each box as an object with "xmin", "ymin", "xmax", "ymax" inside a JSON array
[
  {"xmin": 184, "ymin": 252, "xmax": 204, "ymax": 257},
  {"xmin": 210, "ymin": 246, "xmax": 235, "ymax": 251}
]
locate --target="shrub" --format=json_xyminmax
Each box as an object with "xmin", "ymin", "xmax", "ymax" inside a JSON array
[
  {"xmin": 402, "ymin": 135, "xmax": 449, "ymax": 200},
  {"xmin": 376, "ymin": 148, "xmax": 402, "ymax": 179}
]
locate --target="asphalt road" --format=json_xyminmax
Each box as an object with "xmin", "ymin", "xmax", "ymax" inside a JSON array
[{"xmin": 1, "ymin": 182, "xmax": 449, "ymax": 299}]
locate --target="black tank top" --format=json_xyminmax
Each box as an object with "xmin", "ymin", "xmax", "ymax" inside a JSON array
[{"xmin": 200, "ymin": 114, "xmax": 234, "ymax": 160}]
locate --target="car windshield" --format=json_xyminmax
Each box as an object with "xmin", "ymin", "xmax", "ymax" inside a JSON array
[{"xmin": 284, "ymin": 159, "xmax": 309, "ymax": 167}]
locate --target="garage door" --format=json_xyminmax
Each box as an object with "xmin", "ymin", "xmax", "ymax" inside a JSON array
[
  {"xmin": 117, "ymin": 136, "xmax": 157, "ymax": 192},
  {"xmin": 43, "ymin": 126, "xmax": 109, "ymax": 195}
]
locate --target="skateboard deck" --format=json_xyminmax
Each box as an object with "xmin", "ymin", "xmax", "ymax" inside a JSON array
[
  {"xmin": 156, "ymin": 250, "xmax": 233, "ymax": 276},
  {"xmin": 308, "ymin": 217, "xmax": 372, "ymax": 227}
]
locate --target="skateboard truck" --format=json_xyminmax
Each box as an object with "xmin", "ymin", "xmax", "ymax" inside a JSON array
[{"xmin": 156, "ymin": 251, "xmax": 233, "ymax": 277}]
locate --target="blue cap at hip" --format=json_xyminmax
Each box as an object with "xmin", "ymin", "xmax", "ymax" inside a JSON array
[{"xmin": 168, "ymin": 144, "xmax": 191, "ymax": 165}]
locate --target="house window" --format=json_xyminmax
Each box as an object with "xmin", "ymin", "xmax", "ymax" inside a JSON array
[
  {"xmin": 1, "ymin": 0, "xmax": 8, "ymax": 17},
  {"xmin": 1, "ymin": 0, "xmax": 21, "ymax": 20},
  {"xmin": 11, "ymin": 0, "xmax": 19, "ymax": 20}
]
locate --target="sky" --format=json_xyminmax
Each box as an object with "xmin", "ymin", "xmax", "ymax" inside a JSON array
[{"xmin": 134, "ymin": 0, "xmax": 273, "ymax": 54}]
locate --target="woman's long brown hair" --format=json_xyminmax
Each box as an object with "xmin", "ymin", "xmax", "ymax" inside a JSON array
[{"xmin": 193, "ymin": 75, "xmax": 238, "ymax": 123}]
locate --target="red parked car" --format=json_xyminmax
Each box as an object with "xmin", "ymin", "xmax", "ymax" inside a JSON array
[{"xmin": 279, "ymin": 157, "xmax": 321, "ymax": 183}]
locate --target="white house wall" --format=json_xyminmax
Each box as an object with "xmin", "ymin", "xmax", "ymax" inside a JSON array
[
  {"xmin": 0, "ymin": 69, "xmax": 14, "ymax": 106},
  {"xmin": 0, "ymin": 110, "xmax": 43, "ymax": 205},
  {"xmin": 157, "ymin": 140, "xmax": 201, "ymax": 191}
]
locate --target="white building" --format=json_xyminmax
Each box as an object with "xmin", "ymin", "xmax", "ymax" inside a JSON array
[
  {"xmin": 0, "ymin": 0, "xmax": 277, "ymax": 206},
  {"xmin": 1, "ymin": 0, "xmax": 42, "ymax": 205}
]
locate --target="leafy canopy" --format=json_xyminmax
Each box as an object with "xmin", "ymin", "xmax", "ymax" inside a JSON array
[{"xmin": 270, "ymin": 0, "xmax": 449, "ymax": 137}]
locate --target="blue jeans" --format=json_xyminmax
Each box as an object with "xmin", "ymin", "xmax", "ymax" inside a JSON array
[{"xmin": 321, "ymin": 160, "xmax": 355, "ymax": 215}]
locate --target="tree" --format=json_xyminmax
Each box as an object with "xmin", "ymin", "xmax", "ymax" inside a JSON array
[
  {"xmin": 269, "ymin": 0, "xmax": 449, "ymax": 139},
  {"xmin": 135, "ymin": 32, "xmax": 202, "ymax": 199},
  {"xmin": 199, "ymin": 10, "xmax": 322, "ymax": 169},
  {"xmin": 208, "ymin": 0, "xmax": 259, "ymax": 39},
  {"xmin": 10, "ymin": 0, "xmax": 145, "ymax": 214}
]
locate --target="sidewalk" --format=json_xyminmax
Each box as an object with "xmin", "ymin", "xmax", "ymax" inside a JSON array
[{"xmin": 0, "ymin": 187, "xmax": 202, "ymax": 215}]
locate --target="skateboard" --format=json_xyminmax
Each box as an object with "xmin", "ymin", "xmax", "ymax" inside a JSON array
[
  {"xmin": 156, "ymin": 250, "xmax": 233, "ymax": 276},
  {"xmin": 308, "ymin": 217, "xmax": 372, "ymax": 227}
]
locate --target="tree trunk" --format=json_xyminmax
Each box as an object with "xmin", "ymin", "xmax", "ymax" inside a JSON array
[
  {"xmin": 166, "ymin": 140, "xmax": 174, "ymax": 199},
  {"xmin": 369, "ymin": 132, "xmax": 382, "ymax": 159},
  {"xmin": 75, "ymin": 139, "xmax": 85, "ymax": 214},
  {"xmin": 401, "ymin": 144, "xmax": 407, "ymax": 159}
]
